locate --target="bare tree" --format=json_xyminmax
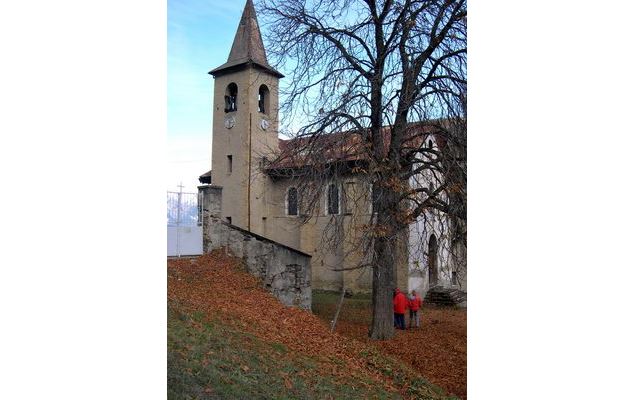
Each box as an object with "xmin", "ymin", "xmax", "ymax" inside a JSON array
[{"xmin": 260, "ymin": 0, "xmax": 467, "ymax": 340}]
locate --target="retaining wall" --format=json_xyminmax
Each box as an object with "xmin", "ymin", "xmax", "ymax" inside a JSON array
[{"xmin": 198, "ymin": 185, "xmax": 312, "ymax": 310}]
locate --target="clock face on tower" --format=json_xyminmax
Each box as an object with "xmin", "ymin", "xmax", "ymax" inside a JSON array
[
  {"xmin": 259, "ymin": 118, "xmax": 270, "ymax": 131},
  {"xmin": 224, "ymin": 116, "xmax": 235, "ymax": 129}
]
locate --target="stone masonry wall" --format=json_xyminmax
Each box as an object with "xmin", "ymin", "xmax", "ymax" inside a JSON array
[{"xmin": 199, "ymin": 185, "xmax": 311, "ymax": 310}]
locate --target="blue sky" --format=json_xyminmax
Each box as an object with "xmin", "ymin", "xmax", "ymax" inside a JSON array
[{"xmin": 167, "ymin": 0, "xmax": 246, "ymax": 192}]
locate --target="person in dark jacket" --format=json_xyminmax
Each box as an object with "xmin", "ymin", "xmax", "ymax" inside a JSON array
[{"xmin": 393, "ymin": 288, "xmax": 407, "ymax": 330}]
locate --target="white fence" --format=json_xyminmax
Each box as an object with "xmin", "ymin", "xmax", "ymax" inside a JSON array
[{"xmin": 167, "ymin": 190, "xmax": 203, "ymax": 257}]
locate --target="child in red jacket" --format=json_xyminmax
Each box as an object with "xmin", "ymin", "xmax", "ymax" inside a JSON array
[{"xmin": 408, "ymin": 290, "xmax": 423, "ymax": 328}]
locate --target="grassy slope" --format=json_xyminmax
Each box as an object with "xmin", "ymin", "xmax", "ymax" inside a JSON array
[
  {"xmin": 168, "ymin": 304, "xmax": 397, "ymax": 399},
  {"xmin": 167, "ymin": 251, "xmax": 458, "ymax": 400}
]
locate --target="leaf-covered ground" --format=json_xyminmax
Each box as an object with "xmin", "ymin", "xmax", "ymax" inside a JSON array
[
  {"xmin": 168, "ymin": 304, "xmax": 396, "ymax": 399},
  {"xmin": 168, "ymin": 251, "xmax": 458, "ymax": 399},
  {"xmin": 313, "ymin": 291, "xmax": 467, "ymax": 399}
]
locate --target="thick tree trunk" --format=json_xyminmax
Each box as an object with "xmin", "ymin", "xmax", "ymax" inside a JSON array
[{"xmin": 369, "ymin": 236, "xmax": 396, "ymax": 340}]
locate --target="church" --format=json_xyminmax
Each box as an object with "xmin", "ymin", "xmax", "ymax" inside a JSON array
[{"xmin": 198, "ymin": 0, "xmax": 466, "ymax": 296}]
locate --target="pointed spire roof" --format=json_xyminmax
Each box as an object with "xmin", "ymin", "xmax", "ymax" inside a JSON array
[
  {"xmin": 228, "ymin": 0, "xmax": 267, "ymax": 65},
  {"xmin": 209, "ymin": 0, "xmax": 283, "ymax": 78}
]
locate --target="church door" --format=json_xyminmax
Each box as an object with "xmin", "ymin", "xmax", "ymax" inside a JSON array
[{"xmin": 428, "ymin": 234, "xmax": 438, "ymax": 287}]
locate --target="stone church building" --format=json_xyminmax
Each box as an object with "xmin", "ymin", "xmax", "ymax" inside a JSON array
[{"xmin": 198, "ymin": 0, "xmax": 466, "ymax": 296}]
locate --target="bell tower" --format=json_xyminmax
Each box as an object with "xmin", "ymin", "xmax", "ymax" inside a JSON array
[{"xmin": 208, "ymin": 0, "xmax": 283, "ymax": 233}]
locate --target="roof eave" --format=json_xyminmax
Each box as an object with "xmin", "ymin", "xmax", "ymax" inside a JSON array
[{"xmin": 209, "ymin": 60, "xmax": 284, "ymax": 78}]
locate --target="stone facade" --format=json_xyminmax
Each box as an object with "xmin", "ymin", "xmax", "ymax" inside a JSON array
[
  {"xmin": 259, "ymin": 174, "xmax": 409, "ymax": 293},
  {"xmin": 199, "ymin": 185, "xmax": 312, "ymax": 310}
]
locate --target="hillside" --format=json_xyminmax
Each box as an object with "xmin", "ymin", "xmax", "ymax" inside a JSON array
[{"xmin": 168, "ymin": 251, "xmax": 458, "ymax": 399}]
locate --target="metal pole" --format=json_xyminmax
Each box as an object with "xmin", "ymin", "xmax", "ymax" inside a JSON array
[
  {"xmin": 247, "ymin": 113, "xmax": 252, "ymax": 231},
  {"xmin": 176, "ymin": 182, "xmax": 183, "ymax": 257},
  {"xmin": 330, "ymin": 287, "xmax": 346, "ymax": 333}
]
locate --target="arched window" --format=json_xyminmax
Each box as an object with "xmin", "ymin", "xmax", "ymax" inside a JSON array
[
  {"xmin": 224, "ymin": 83, "xmax": 238, "ymax": 112},
  {"xmin": 327, "ymin": 183, "xmax": 339, "ymax": 215},
  {"xmin": 427, "ymin": 139, "xmax": 433, "ymax": 149},
  {"xmin": 258, "ymin": 84, "xmax": 269, "ymax": 114},
  {"xmin": 287, "ymin": 187, "xmax": 298, "ymax": 216},
  {"xmin": 428, "ymin": 234, "xmax": 438, "ymax": 286}
]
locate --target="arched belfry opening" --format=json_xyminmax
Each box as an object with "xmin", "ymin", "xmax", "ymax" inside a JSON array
[
  {"xmin": 258, "ymin": 84, "xmax": 269, "ymax": 114},
  {"xmin": 428, "ymin": 234, "xmax": 438, "ymax": 287},
  {"xmin": 225, "ymin": 83, "xmax": 238, "ymax": 112}
]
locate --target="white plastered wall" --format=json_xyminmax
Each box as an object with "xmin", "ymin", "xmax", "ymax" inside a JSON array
[{"xmin": 407, "ymin": 135, "xmax": 456, "ymax": 295}]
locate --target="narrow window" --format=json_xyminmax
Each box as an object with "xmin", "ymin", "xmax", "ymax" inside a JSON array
[
  {"xmin": 226, "ymin": 216, "xmax": 232, "ymax": 224},
  {"xmin": 287, "ymin": 187, "xmax": 298, "ymax": 216},
  {"xmin": 258, "ymin": 84, "xmax": 269, "ymax": 114},
  {"xmin": 224, "ymin": 83, "xmax": 238, "ymax": 112},
  {"xmin": 227, "ymin": 155, "xmax": 233, "ymax": 174},
  {"xmin": 371, "ymin": 184, "xmax": 380, "ymax": 213},
  {"xmin": 427, "ymin": 139, "xmax": 433, "ymax": 149},
  {"xmin": 342, "ymin": 182, "xmax": 355, "ymax": 214},
  {"xmin": 327, "ymin": 183, "xmax": 339, "ymax": 215},
  {"xmin": 452, "ymin": 271, "xmax": 458, "ymax": 285}
]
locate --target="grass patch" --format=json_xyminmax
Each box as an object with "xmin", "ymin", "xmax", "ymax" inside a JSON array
[
  {"xmin": 270, "ymin": 342, "xmax": 287, "ymax": 354},
  {"xmin": 312, "ymin": 289, "xmax": 373, "ymax": 325}
]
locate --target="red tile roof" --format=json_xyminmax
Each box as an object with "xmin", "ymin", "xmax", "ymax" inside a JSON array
[{"xmin": 265, "ymin": 122, "xmax": 446, "ymax": 172}]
